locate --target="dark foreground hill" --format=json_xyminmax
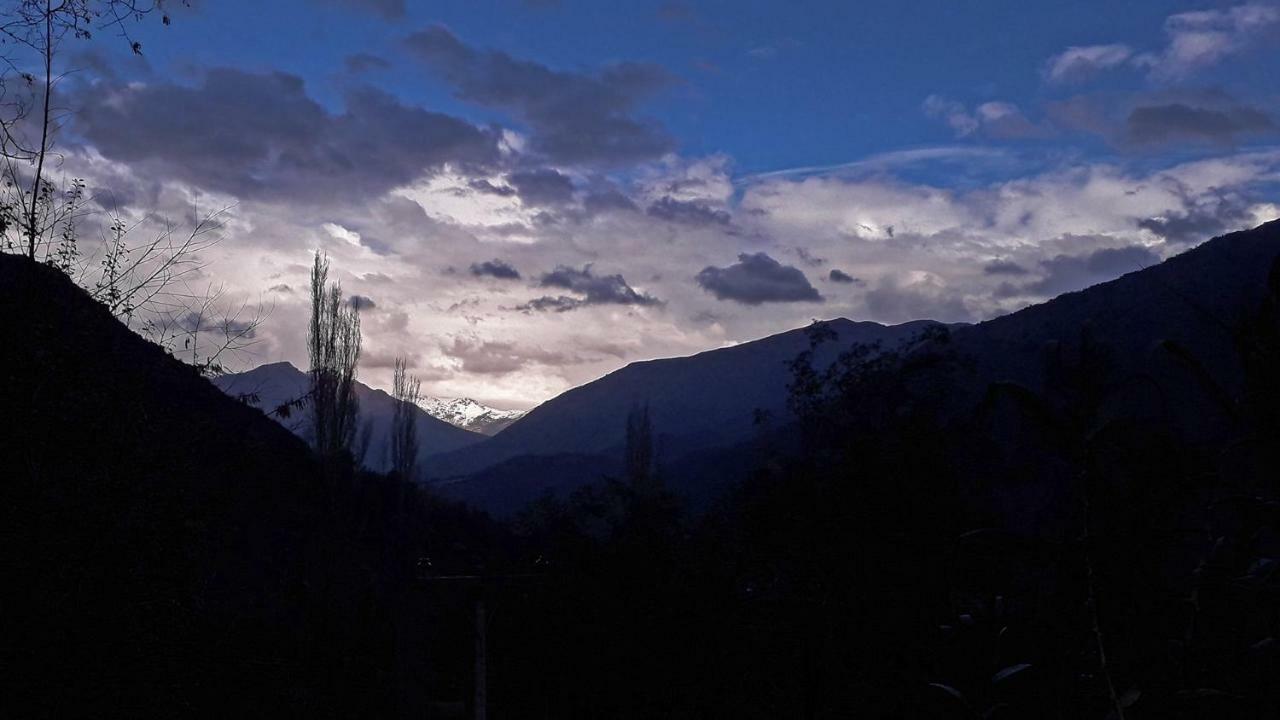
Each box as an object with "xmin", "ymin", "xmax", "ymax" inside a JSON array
[{"xmin": 0, "ymin": 256, "xmax": 503, "ymax": 718}]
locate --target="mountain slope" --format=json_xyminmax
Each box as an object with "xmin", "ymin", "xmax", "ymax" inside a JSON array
[
  {"xmin": 948, "ymin": 220, "xmax": 1280, "ymax": 421},
  {"xmin": 213, "ymin": 361, "xmax": 484, "ymax": 471},
  {"xmin": 0, "ymin": 254, "xmax": 499, "ymax": 716},
  {"xmin": 429, "ymin": 319, "xmax": 944, "ymax": 479}
]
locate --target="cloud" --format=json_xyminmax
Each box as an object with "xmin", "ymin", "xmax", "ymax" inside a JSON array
[
  {"xmin": 646, "ymin": 196, "xmax": 731, "ymax": 225},
  {"xmin": 583, "ymin": 189, "xmax": 639, "ymax": 215},
  {"xmin": 865, "ymin": 274, "xmax": 972, "ymax": 323},
  {"xmin": 983, "ymin": 259, "xmax": 1029, "ymax": 276},
  {"xmin": 405, "ymin": 25, "xmax": 675, "ymax": 166},
  {"xmin": 442, "ymin": 336, "xmax": 573, "ymax": 375},
  {"xmin": 1040, "ymin": 4, "xmax": 1280, "ymax": 84},
  {"xmin": 513, "ymin": 296, "xmax": 584, "ymax": 312},
  {"xmin": 519, "ymin": 264, "xmax": 662, "ymax": 311},
  {"xmin": 348, "ymin": 294, "xmax": 377, "ymax": 310},
  {"xmin": 76, "ymin": 69, "xmax": 498, "ymax": 203},
  {"xmin": 923, "ymin": 96, "xmax": 1047, "ymax": 139},
  {"xmin": 508, "ymin": 168, "xmax": 576, "ymax": 206},
  {"xmin": 1044, "ymin": 44, "xmax": 1134, "ymax": 83},
  {"xmin": 344, "ymin": 52, "xmax": 391, "ymax": 73},
  {"xmin": 1143, "ymin": 2, "xmax": 1280, "ymax": 79},
  {"xmin": 1026, "ymin": 244, "xmax": 1161, "ymax": 296},
  {"xmin": 468, "ymin": 178, "xmax": 518, "ymax": 197},
  {"xmin": 470, "ymin": 259, "xmax": 521, "ymax": 280},
  {"xmin": 1126, "ymin": 102, "xmax": 1273, "ymax": 146},
  {"xmin": 1137, "ymin": 192, "xmax": 1256, "ymax": 244},
  {"xmin": 923, "ymin": 95, "xmax": 980, "ymax": 136},
  {"xmin": 828, "ymin": 268, "xmax": 862, "ymax": 285},
  {"xmin": 696, "ymin": 253, "xmax": 823, "ymax": 305}
]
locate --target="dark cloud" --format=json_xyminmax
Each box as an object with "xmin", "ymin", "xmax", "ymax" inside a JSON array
[
  {"xmin": 1027, "ymin": 244, "xmax": 1160, "ymax": 296},
  {"xmin": 348, "ymin": 295, "xmax": 377, "ymax": 310},
  {"xmin": 509, "ymin": 168, "xmax": 576, "ymax": 206},
  {"xmin": 468, "ymin": 178, "xmax": 517, "ymax": 197},
  {"xmin": 514, "ymin": 295, "xmax": 584, "ymax": 313},
  {"xmin": 405, "ymin": 25, "xmax": 675, "ymax": 166},
  {"xmin": 1137, "ymin": 193, "xmax": 1255, "ymax": 245},
  {"xmin": 344, "ymin": 52, "xmax": 391, "ymax": 73},
  {"xmin": 548, "ymin": 265, "xmax": 658, "ymax": 304},
  {"xmin": 983, "ymin": 259, "xmax": 1029, "ymax": 276},
  {"xmin": 582, "ymin": 189, "xmax": 639, "ymax": 215},
  {"xmin": 795, "ymin": 247, "xmax": 826, "ymax": 267},
  {"xmin": 470, "ymin": 259, "xmax": 521, "ymax": 280},
  {"xmin": 519, "ymin": 264, "xmax": 661, "ymax": 311},
  {"xmin": 828, "ymin": 268, "xmax": 861, "ymax": 284},
  {"xmin": 696, "ymin": 253, "xmax": 822, "ymax": 305},
  {"xmin": 1044, "ymin": 95, "xmax": 1117, "ymax": 138},
  {"xmin": 865, "ymin": 279, "xmax": 971, "ymax": 323},
  {"xmin": 646, "ymin": 196, "xmax": 731, "ymax": 226},
  {"xmin": 76, "ymin": 69, "xmax": 498, "ymax": 203},
  {"xmin": 268, "ymin": 283, "xmax": 294, "ymax": 294},
  {"xmin": 90, "ymin": 185, "xmax": 139, "ymax": 212},
  {"xmin": 1127, "ymin": 103, "xmax": 1273, "ymax": 146},
  {"xmin": 321, "ymin": 0, "xmax": 405, "ymax": 19}
]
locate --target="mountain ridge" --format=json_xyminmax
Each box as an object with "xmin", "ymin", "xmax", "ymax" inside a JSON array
[
  {"xmin": 416, "ymin": 396, "xmax": 526, "ymax": 435},
  {"xmin": 213, "ymin": 361, "xmax": 484, "ymax": 472}
]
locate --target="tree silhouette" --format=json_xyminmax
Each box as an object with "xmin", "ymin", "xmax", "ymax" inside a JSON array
[
  {"xmin": 307, "ymin": 250, "xmax": 362, "ymax": 462},
  {"xmin": 0, "ymin": 1, "xmax": 174, "ymax": 258},
  {"xmin": 390, "ymin": 357, "xmax": 422, "ymax": 480}
]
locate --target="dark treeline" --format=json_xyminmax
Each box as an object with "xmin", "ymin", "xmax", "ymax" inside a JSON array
[{"xmin": 4, "ymin": 250, "xmax": 1280, "ymax": 718}]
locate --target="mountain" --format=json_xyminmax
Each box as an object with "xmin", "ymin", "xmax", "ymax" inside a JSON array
[
  {"xmin": 213, "ymin": 361, "xmax": 484, "ymax": 472},
  {"xmin": 946, "ymin": 221, "xmax": 1280, "ymax": 429},
  {"xmin": 434, "ymin": 220, "xmax": 1280, "ymax": 516},
  {"xmin": 417, "ymin": 396, "xmax": 526, "ymax": 435},
  {"xmin": 428, "ymin": 318, "xmax": 945, "ymax": 479}
]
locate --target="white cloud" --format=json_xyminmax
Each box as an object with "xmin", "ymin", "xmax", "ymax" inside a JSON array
[
  {"xmin": 923, "ymin": 96, "xmax": 1045, "ymax": 139},
  {"xmin": 1045, "ymin": 3, "xmax": 1280, "ymax": 83},
  {"xmin": 44, "ymin": 141, "xmax": 1280, "ymax": 410},
  {"xmin": 1043, "ymin": 44, "xmax": 1134, "ymax": 83},
  {"xmin": 1152, "ymin": 2, "xmax": 1280, "ymax": 79}
]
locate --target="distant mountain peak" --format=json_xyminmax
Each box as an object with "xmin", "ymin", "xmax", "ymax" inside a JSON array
[{"xmin": 417, "ymin": 396, "xmax": 526, "ymax": 436}]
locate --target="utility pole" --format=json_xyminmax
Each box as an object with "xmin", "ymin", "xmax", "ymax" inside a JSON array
[{"xmin": 474, "ymin": 596, "xmax": 487, "ymax": 720}]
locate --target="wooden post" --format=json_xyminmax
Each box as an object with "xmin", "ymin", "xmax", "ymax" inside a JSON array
[{"xmin": 474, "ymin": 596, "xmax": 487, "ymax": 720}]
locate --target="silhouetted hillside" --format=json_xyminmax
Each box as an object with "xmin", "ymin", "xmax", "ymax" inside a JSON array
[
  {"xmin": 430, "ymin": 318, "xmax": 944, "ymax": 479},
  {"xmin": 952, "ymin": 219, "xmax": 1280, "ymax": 399},
  {"xmin": 0, "ymin": 255, "xmax": 505, "ymax": 717}
]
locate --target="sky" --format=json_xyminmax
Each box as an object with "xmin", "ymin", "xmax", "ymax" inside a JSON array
[{"xmin": 38, "ymin": 0, "xmax": 1280, "ymax": 407}]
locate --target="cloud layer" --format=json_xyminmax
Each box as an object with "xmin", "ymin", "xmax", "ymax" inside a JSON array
[{"xmin": 405, "ymin": 26, "xmax": 675, "ymax": 166}]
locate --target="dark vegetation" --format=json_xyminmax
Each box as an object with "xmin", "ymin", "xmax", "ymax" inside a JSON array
[{"xmin": 4, "ymin": 221, "xmax": 1280, "ymax": 717}]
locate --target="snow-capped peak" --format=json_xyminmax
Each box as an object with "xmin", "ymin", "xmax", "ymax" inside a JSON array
[{"xmin": 416, "ymin": 396, "xmax": 526, "ymax": 436}]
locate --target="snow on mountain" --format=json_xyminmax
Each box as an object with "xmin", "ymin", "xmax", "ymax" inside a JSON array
[{"xmin": 417, "ymin": 397, "xmax": 526, "ymax": 436}]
